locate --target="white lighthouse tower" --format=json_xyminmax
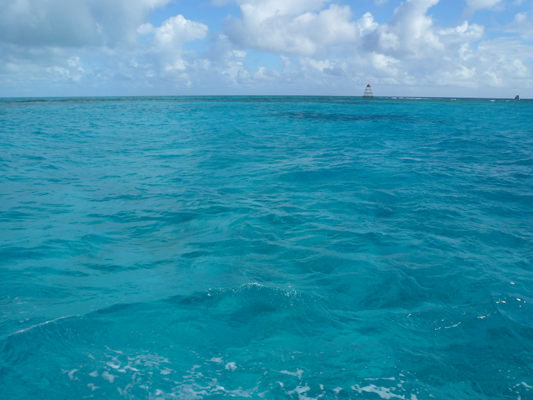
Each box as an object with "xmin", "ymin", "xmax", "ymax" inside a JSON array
[{"xmin": 363, "ymin": 84, "xmax": 374, "ymax": 98}]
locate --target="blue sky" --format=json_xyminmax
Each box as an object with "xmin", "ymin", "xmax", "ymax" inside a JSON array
[{"xmin": 1, "ymin": 0, "xmax": 533, "ymax": 97}]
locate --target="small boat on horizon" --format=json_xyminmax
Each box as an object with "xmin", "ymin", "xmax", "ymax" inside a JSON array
[{"xmin": 515, "ymin": 95, "xmax": 520, "ymax": 100}]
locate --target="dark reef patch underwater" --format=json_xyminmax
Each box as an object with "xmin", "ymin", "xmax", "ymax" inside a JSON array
[{"xmin": 1, "ymin": 96, "xmax": 532, "ymax": 399}]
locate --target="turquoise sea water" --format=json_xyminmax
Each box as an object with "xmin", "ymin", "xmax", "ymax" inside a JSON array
[{"xmin": 0, "ymin": 96, "xmax": 532, "ymax": 399}]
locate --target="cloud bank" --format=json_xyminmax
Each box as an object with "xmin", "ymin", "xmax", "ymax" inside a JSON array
[{"xmin": 1, "ymin": 0, "xmax": 532, "ymax": 97}]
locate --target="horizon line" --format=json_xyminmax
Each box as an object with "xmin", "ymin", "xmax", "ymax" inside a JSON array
[{"xmin": 0, "ymin": 95, "xmax": 529, "ymax": 101}]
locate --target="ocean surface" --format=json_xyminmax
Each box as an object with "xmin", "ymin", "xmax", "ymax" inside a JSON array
[{"xmin": 0, "ymin": 96, "xmax": 532, "ymax": 400}]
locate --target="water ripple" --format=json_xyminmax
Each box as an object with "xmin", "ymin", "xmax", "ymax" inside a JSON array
[{"xmin": 1, "ymin": 97, "xmax": 532, "ymax": 399}]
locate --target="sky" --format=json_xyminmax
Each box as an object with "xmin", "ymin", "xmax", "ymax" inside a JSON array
[{"xmin": 1, "ymin": 0, "xmax": 533, "ymax": 98}]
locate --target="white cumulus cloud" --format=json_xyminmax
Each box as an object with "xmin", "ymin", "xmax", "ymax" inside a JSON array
[
  {"xmin": 365, "ymin": 0, "xmax": 443, "ymax": 58},
  {"xmin": 139, "ymin": 15, "xmax": 208, "ymax": 47},
  {"xmin": 136, "ymin": 15, "xmax": 209, "ymax": 81},
  {"xmin": 0, "ymin": 0, "xmax": 171, "ymax": 47},
  {"xmin": 225, "ymin": 0, "xmax": 359, "ymax": 55}
]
